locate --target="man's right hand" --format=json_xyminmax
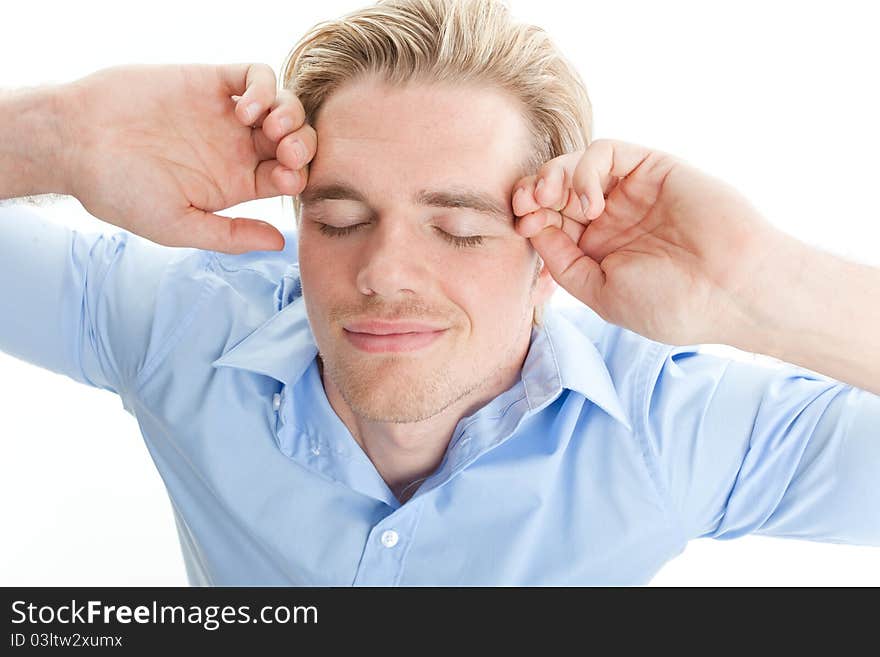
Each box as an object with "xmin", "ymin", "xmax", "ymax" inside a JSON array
[{"xmin": 56, "ymin": 63, "xmax": 315, "ymax": 254}]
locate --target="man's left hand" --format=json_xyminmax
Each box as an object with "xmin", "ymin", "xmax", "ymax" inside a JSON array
[{"xmin": 512, "ymin": 138, "xmax": 788, "ymax": 347}]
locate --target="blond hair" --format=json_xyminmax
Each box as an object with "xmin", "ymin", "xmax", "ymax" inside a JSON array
[{"xmin": 281, "ymin": 0, "xmax": 593, "ymax": 327}]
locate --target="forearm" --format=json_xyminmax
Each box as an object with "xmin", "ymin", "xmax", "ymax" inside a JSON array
[
  {"xmin": 729, "ymin": 233, "xmax": 880, "ymax": 395},
  {"xmin": 0, "ymin": 85, "xmax": 72, "ymax": 200}
]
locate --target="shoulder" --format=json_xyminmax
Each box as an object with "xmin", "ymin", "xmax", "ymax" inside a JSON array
[{"xmin": 550, "ymin": 300, "xmax": 669, "ymax": 378}]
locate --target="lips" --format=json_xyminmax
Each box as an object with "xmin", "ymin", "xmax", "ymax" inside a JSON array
[
  {"xmin": 343, "ymin": 320, "xmax": 448, "ymax": 335},
  {"xmin": 342, "ymin": 321, "xmax": 448, "ymax": 353}
]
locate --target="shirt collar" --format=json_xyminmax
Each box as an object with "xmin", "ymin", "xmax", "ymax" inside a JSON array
[
  {"xmin": 211, "ymin": 263, "xmax": 316, "ymax": 387},
  {"xmin": 522, "ymin": 304, "xmax": 632, "ymax": 430},
  {"xmin": 211, "ymin": 267, "xmax": 631, "ymax": 431}
]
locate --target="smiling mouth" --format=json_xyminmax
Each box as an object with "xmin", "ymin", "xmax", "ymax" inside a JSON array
[{"xmin": 343, "ymin": 328, "xmax": 447, "ymax": 353}]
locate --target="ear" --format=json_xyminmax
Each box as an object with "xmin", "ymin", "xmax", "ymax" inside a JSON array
[{"xmin": 533, "ymin": 255, "xmax": 557, "ymax": 306}]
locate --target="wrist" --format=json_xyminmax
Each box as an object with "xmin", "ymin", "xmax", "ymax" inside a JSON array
[
  {"xmin": 0, "ymin": 84, "xmax": 75, "ymax": 199},
  {"xmin": 719, "ymin": 229, "xmax": 810, "ymax": 359}
]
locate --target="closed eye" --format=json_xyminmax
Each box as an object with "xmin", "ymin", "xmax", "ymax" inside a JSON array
[
  {"xmin": 316, "ymin": 222, "xmax": 484, "ymax": 248},
  {"xmin": 316, "ymin": 222, "xmax": 362, "ymax": 238}
]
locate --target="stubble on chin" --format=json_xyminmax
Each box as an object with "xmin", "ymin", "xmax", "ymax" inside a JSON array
[{"xmin": 318, "ymin": 336, "xmax": 503, "ymax": 424}]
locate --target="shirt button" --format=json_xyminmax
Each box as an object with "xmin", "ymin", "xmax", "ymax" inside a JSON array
[
  {"xmin": 380, "ymin": 530, "xmax": 399, "ymax": 548},
  {"xmin": 272, "ymin": 393, "xmax": 282, "ymax": 411}
]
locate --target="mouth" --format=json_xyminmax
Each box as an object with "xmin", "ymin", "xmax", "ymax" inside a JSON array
[{"xmin": 343, "ymin": 327, "xmax": 448, "ymax": 353}]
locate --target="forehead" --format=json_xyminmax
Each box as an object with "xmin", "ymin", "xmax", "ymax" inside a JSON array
[{"xmin": 308, "ymin": 76, "xmax": 533, "ymax": 193}]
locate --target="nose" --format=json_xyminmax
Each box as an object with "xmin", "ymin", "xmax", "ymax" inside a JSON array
[{"xmin": 355, "ymin": 218, "xmax": 428, "ymax": 298}]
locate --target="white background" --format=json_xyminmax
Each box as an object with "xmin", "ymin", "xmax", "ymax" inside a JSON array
[{"xmin": 1, "ymin": 0, "xmax": 878, "ymax": 585}]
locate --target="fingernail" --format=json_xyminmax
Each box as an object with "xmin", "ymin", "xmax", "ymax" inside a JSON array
[
  {"xmin": 579, "ymin": 193, "xmax": 590, "ymax": 217},
  {"xmin": 279, "ymin": 116, "xmax": 294, "ymax": 133},
  {"xmin": 244, "ymin": 101, "xmax": 261, "ymax": 123},
  {"xmin": 535, "ymin": 178, "xmax": 545, "ymax": 193},
  {"xmin": 292, "ymin": 139, "xmax": 307, "ymax": 165}
]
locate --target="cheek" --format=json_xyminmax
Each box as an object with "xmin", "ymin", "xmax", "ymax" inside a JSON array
[
  {"xmin": 297, "ymin": 234, "xmax": 345, "ymax": 286},
  {"xmin": 447, "ymin": 257, "xmax": 534, "ymax": 324}
]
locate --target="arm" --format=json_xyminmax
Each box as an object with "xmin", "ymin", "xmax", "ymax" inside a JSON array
[
  {"xmin": 726, "ymin": 235, "xmax": 880, "ymax": 396},
  {"xmin": 0, "ymin": 202, "xmax": 207, "ymax": 396}
]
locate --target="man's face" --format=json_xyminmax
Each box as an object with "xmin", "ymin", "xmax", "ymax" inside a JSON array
[{"xmin": 297, "ymin": 75, "xmax": 554, "ymax": 423}]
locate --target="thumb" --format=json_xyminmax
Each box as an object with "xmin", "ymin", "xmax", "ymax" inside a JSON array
[
  {"xmin": 174, "ymin": 207, "xmax": 285, "ymax": 254},
  {"xmin": 529, "ymin": 225, "xmax": 605, "ymax": 312}
]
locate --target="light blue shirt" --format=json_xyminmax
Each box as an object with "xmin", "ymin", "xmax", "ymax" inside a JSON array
[{"xmin": 2, "ymin": 203, "xmax": 878, "ymax": 585}]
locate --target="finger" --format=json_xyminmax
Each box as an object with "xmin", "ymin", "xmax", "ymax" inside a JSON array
[
  {"xmin": 275, "ymin": 124, "xmax": 317, "ymax": 171},
  {"xmin": 533, "ymin": 161, "xmax": 568, "ymax": 212},
  {"xmin": 516, "ymin": 206, "xmax": 561, "ymax": 237},
  {"xmin": 260, "ymin": 88, "xmax": 307, "ymax": 143},
  {"xmin": 252, "ymin": 114, "xmax": 315, "ymax": 164},
  {"xmin": 173, "ymin": 207, "xmax": 285, "ymax": 254},
  {"xmin": 251, "ymin": 126, "xmax": 279, "ymax": 162},
  {"xmin": 517, "ymin": 151, "xmax": 593, "ymax": 225},
  {"xmin": 512, "ymin": 176, "xmax": 541, "ymax": 216},
  {"xmin": 514, "ymin": 185, "xmax": 584, "ymax": 225},
  {"xmin": 516, "ymin": 207, "xmax": 585, "ymax": 244},
  {"xmin": 571, "ymin": 157, "xmax": 606, "ymax": 221},
  {"xmin": 254, "ymin": 160, "xmax": 308, "ymax": 200},
  {"xmin": 558, "ymin": 186, "xmax": 587, "ymax": 219},
  {"xmin": 529, "ymin": 225, "xmax": 605, "ymax": 312},
  {"xmin": 218, "ymin": 62, "xmax": 278, "ymax": 126},
  {"xmin": 571, "ymin": 138, "xmax": 656, "ymax": 220}
]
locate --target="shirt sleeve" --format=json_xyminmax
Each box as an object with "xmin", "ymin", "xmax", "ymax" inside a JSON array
[
  {"xmin": 639, "ymin": 342, "xmax": 880, "ymax": 546},
  {"xmin": 0, "ymin": 202, "xmax": 209, "ymax": 401}
]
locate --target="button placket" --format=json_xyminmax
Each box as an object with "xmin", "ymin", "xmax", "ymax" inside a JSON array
[
  {"xmin": 271, "ymin": 388, "xmax": 286, "ymax": 437},
  {"xmin": 352, "ymin": 499, "xmax": 426, "ymax": 585}
]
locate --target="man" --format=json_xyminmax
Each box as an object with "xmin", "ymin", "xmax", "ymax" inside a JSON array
[{"xmin": 1, "ymin": 0, "xmax": 877, "ymax": 585}]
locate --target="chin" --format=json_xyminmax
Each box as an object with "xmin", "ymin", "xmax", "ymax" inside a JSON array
[
  {"xmin": 327, "ymin": 350, "xmax": 465, "ymax": 421},
  {"xmin": 342, "ymin": 380, "xmax": 448, "ymax": 423}
]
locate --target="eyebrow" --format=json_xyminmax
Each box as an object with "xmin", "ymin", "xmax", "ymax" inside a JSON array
[{"xmin": 299, "ymin": 182, "xmax": 513, "ymax": 224}]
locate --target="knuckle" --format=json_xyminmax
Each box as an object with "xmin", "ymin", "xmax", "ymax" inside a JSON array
[
  {"xmin": 291, "ymin": 165, "xmax": 309, "ymax": 193},
  {"xmin": 251, "ymin": 65, "xmax": 277, "ymax": 100},
  {"xmin": 268, "ymin": 89, "xmax": 290, "ymax": 112},
  {"xmin": 254, "ymin": 62, "xmax": 276, "ymax": 82},
  {"xmin": 290, "ymin": 94, "xmax": 306, "ymax": 122},
  {"xmin": 276, "ymin": 88, "xmax": 306, "ymax": 124},
  {"xmin": 537, "ymin": 161, "xmax": 555, "ymax": 179},
  {"xmin": 572, "ymin": 162, "xmax": 591, "ymax": 190},
  {"xmin": 517, "ymin": 174, "xmax": 537, "ymax": 190}
]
